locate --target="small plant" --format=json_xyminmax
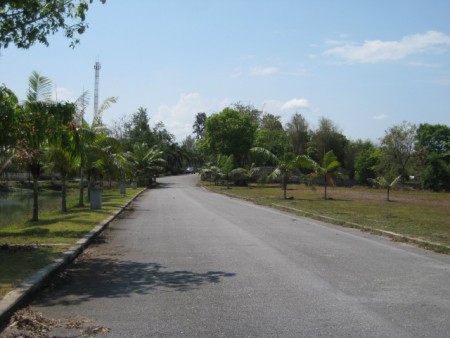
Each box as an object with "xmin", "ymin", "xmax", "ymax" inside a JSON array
[{"xmin": 376, "ymin": 175, "xmax": 402, "ymax": 201}]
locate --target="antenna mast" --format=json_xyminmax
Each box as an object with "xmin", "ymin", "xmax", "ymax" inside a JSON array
[{"xmin": 94, "ymin": 60, "xmax": 101, "ymax": 117}]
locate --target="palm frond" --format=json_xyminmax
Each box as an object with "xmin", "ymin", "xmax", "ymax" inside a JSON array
[
  {"xmin": 74, "ymin": 90, "xmax": 90, "ymax": 121},
  {"xmin": 27, "ymin": 71, "xmax": 52, "ymax": 102},
  {"xmin": 296, "ymin": 155, "xmax": 318, "ymax": 171},
  {"xmin": 92, "ymin": 96, "xmax": 118, "ymax": 127},
  {"xmin": 250, "ymin": 147, "xmax": 279, "ymax": 165},
  {"xmin": 390, "ymin": 175, "xmax": 402, "ymax": 187}
]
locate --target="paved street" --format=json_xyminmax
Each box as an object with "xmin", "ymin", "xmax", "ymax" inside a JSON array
[{"xmin": 28, "ymin": 175, "xmax": 450, "ymax": 337}]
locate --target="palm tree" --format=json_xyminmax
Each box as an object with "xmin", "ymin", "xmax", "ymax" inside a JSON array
[
  {"xmin": 0, "ymin": 149, "xmax": 15, "ymax": 178},
  {"xmin": 73, "ymin": 93, "xmax": 118, "ymax": 206},
  {"xmin": 218, "ymin": 154, "xmax": 234, "ymax": 188},
  {"xmin": 376, "ymin": 175, "xmax": 402, "ymax": 201},
  {"xmin": 17, "ymin": 71, "xmax": 75, "ymax": 221},
  {"xmin": 125, "ymin": 143, "xmax": 166, "ymax": 187},
  {"xmin": 200, "ymin": 162, "xmax": 222, "ymax": 185},
  {"xmin": 94, "ymin": 136, "xmax": 129, "ymax": 189},
  {"xmin": 296, "ymin": 150, "xmax": 341, "ymax": 200},
  {"xmin": 45, "ymin": 143, "xmax": 79, "ymax": 212},
  {"xmin": 250, "ymin": 147, "xmax": 296, "ymax": 199}
]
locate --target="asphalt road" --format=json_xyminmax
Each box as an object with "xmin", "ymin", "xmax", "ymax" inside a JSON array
[{"xmin": 26, "ymin": 175, "xmax": 450, "ymax": 337}]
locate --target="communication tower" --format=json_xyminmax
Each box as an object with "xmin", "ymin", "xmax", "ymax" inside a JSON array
[{"xmin": 94, "ymin": 61, "xmax": 101, "ymax": 117}]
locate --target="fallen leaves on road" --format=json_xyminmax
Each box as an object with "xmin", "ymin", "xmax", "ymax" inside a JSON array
[{"xmin": 1, "ymin": 307, "xmax": 110, "ymax": 337}]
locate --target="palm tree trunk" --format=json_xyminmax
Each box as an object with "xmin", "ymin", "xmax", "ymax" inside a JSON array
[
  {"xmin": 32, "ymin": 174, "xmax": 39, "ymax": 222},
  {"xmin": 87, "ymin": 172, "xmax": 92, "ymax": 202},
  {"xmin": 61, "ymin": 176, "xmax": 67, "ymax": 212},
  {"xmin": 324, "ymin": 176, "xmax": 328, "ymax": 200},
  {"xmin": 78, "ymin": 168, "xmax": 84, "ymax": 207}
]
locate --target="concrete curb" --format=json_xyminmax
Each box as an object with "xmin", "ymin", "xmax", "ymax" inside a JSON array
[
  {"xmin": 0, "ymin": 188, "xmax": 147, "ymax": 329},
  {"xmin": 272, "ymin": 203, "xmax": 450, "ymax": 253}
]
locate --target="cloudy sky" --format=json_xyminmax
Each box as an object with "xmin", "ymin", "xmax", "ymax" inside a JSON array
[{"xmin": 1, "ymin": 0, "xmax": 449, "ymax": 142}]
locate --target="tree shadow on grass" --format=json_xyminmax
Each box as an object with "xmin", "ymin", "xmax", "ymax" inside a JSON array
[
  {"xmin": 0, "ymin": 230, "xmax": 91, "ymax": 241},
  {"xmin": 35, "ymin": 258, "xmax": 236, "ymax": 307}
]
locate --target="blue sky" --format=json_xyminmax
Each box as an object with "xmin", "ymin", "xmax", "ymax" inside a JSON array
[{"xmin": 1, "ymin": 0, "xmax": 449, "ymax": 143}]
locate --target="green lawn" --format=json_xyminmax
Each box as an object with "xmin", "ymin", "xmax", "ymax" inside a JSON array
[
  {"xmin": 204, "ymin": 182, "xmax": 450, "ymax": 252},
  {"xmin": 0, "ymin": 187, "xmax": 143, "ymax": 298}
]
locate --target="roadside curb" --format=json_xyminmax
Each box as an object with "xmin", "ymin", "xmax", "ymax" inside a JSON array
[
  {"xmin": 0, "ymin": 188, "xmax": 147, "ymax": 329},
  {"xmin": 272, "ymin": 203, "xmax": 450, "ymax": 254}
]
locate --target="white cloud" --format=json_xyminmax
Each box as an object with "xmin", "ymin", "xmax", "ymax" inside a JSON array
[
  {"xmin": 251, "ymin": 66, "xmax": 278, "ymax": 76},
  {"xmin": 155, "ymin": 93, "xmax": 228, "ymax": 142},
  {"xmin": 281, "ymin": 98, "xmax": 309, "ymax": 110},
  {"xmin": 372, "ymin": 114, "xmax": 389, "ymax": 120},
  {"xmin": 154, "ymin": 93, "xmax": 208, "ymax": 142},
  {"xmin": 324, "ymin": 31, "xmax": 450, "ymax": 63},
  {"xmin": 263, "ymin": 98, "xmax": 310, "ymax": 112}
]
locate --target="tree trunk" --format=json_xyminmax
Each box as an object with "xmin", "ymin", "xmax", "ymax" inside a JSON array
[
  {"xmin": 324, "ymin": 176, "xmax": 328, "ymax": 200},
  {"xmin": 32, "ymin": 174, "xmax": 39, "ymax": 222},
  {"xmin": 282, "ymin": 173, "xmax": 287, "ymax": 199},
  {"xmin": 78, "ymin": 168, "xmax": 84, "ymax": 207},
  {"xmin": 87, "ymin": 172, "xmax": 92, "ymax": 203},
  {"xmin": 61, "ymin": 176, "xmax": 67, "ymax": 212},
  {"xmin": 387, "ymin": 187, "xmax": 390, "ymax": 201}
]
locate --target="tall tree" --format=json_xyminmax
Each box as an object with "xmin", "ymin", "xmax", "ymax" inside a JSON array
[
  {"xmin": 344, "ymin": 139, "xmax": 375, "ymax": 180},
  {"xmin": 286, "ymin": 113, "xmax": 310, "ymax": 155},
  {"xmin": 193, "ymin": 112, "xmax": 207, "ymax": 140},
  {"xmin": 354, "ymin": 142, "xmax": 379, "ymax": 185},
  {"xmin": 202, "ymin": 107, "xmax": 257, "ymax": 166},
  {"xmin": 417, "ymin": 123, "xmax": 450, "ymax": 154},
  {"xmin": 380, "ymin": 121, "xmax": 417, "ymax": 181},
  {"xmin": 181, "ymin": 135, "xmax": 200, "ymax": 169},
  {"xmin": 308, "ymin": 117, "xmax": 347, "ymax": 164},
  {"xmin": 0, "ymin": 0, "xmax": 107, "ymax": 49},
  {"xmin": 0, "ymin": 85, "xmax": 19, "ymax": 175},
  {"xmin": 254, "ymin": 114, "xmax": 290, "ymax": 158},
  {"xmin": 416, "ymin": 123, "xmax": 450, "ymax": 191},
  {"xmin": 232, "ymin": 102, "xmax": 262, "ymax": 126},
  {"xmin": 122, "ymin": 107, "xmax": 154, "ymax": 148}
]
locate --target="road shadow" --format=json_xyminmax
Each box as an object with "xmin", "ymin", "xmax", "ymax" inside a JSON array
[
  {"xmin": 151, "ymin": 182, "xmax": 176, "ymax": 189},
  {"xmin": 35, "ymin": 257, "xmax": 236, "ymax": 307}
]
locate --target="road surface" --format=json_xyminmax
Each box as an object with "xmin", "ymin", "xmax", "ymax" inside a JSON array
[{"xmin": 24, "ymin": 175, "xmax": 450, "ymax": 337}]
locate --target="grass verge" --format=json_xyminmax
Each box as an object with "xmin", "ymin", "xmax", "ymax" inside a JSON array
[
  {"xmin": 204, "ymin": 183, "xmax": 450, "ymax": 253},
  {"xmin": 0, "ymin": 188, "xmax": 143, "ymax": 298}
]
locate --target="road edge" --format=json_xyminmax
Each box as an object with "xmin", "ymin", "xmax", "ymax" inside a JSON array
[
  {"xmin": 0, "ymin": 188, "xmax": 147, "ymax": 329},
  {"xmin": 201, "ymin": 185, "xmax": 449, "ymax": 254}
]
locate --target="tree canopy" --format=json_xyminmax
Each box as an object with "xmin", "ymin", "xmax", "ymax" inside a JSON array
[
  {"xmin": 0, "ymin": 0, "xmax": 106, "ymax": 49},
  {"xmin": 380, "ymin": 121, "xmax": 417, "ymax": 180},
  {"xmin": 201, "ymin": 108, "xmax": 257, "ymax": 166}
]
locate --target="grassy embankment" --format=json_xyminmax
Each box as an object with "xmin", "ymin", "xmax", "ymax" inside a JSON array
[
  {"xmin": 0, "ymin": 185, "xmax": 143, "ymax": 299},
  {"xmin": 204, "ymin": 182, "xmax": 450, "ymax": 253}
]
